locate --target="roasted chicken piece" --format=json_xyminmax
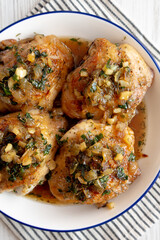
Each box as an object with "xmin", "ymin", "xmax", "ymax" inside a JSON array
[
  {"xmin": 62, "ymin": 38, "xmax": 153, "ymax": 123},
  {"xmin": 0, "ymin": 108, "xmax": 67, "ymax": 195},
  {"xmin": 49, "ymin": 120, "xmax": 140, "ymax": 205},
  {"xmin": 0, "ymin": 34, "xmax": 73, "ymax": 112}
]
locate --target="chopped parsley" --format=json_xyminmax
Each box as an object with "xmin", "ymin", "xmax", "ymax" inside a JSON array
[
  {"xmin": 90, "ymin": 82, "xmax": 97, "ymax": 92},
  {"xmin": 128, "ymin": 152, "xmax": 136, "ymax": 161},
  {"xmin": 34, "ymin": 50, "xmax": 48, "ymax": 58},
  {"xmin": 118, "ymin": 102, "xmax": 128, "ymax": 109},
  {"xmin": 41, "ymin": 133, "xmax": 47, "ymax": 145},
  {"xmin": 13, "ymin": 82, "xmax": 20, "ymax": 90},
  {"xmin": 31, "ymin": 78, "xmax": 47, "ymax": 90},
  {"xmin": 81, "ymin": 133, "xmax": 103, "ymax": 146},
  {"xmin": 32, "ymin": 162, "xmax": 39, "ymax": 168},
  {"xmin": 81, "ymin": 134, "xmax": 88, "ymax": 142},
  {"xmin": 34, "ymin": 50, "xmax": 41, "ymax": 58},
  {"xmin": 12, "ymin": 74, "xmax": 19, "ymax": 81},
  {"xmin": 14, "ymin": 51, "xmax": 24, "ymax": 64},
  {"xmin": 17, "ymin": 112, "xmax": 32, "ymax": 123},
  {"xmin": 102, "ymin": 189, "xmax": 111, "ymax": 196},
  {"xmin": 70, "ymin": 38, "xmax": 79, "ymax": 42},
  {"xmin": 120, "ymin": 59, "xmax": 124, "ymax": 67},
  {"xmin": 100, "ymin": 175, "xmax": 109, "ymax": 183},
  {"xmin": 0, "ymin": 82, "xmax": 12, "ymax": 96},
  {"xmin": 59, "ymin": 128, "xmax": 66, "ymax": 133},
  {"xmin": 17, "ymin": 113, "xmax": 26, "ymax": 124},
  {"xmin": 70, "ymin": 38, "xmax": 82, "ymax": 45},
  {"xmin": 56, "ymin": 134, "xmax": 68, "ymax": 146},
  {"xmin": 41, "ymin": 51, "xmax": 48, "ymax": 57},
  {"xmin": 8, "ymin": 163, "xmax": 30, "ymax": 182},
  {"xmin": 106, "ymin": 58, "xmax": 111, "ymax": 68},
  {"xmin": 5, "ymin": 45, "xmax": 14, "ymax": 50},
  {"xmin": 25, "ymin": 113, "xmax": 32, "ymax": 119},
  {"xmin": 94, "ymin": 133, "xmax": 104, "ymax": 142},
  {"xmin": 25, "ymin": 138, "xmax": 36, "ymax": 149},
  {"xmin": 43, "ymin": 144, "xmax": 52, "ymax": 155},
  {"xmin": 117, "ymin": 167, "xmax": 128, "ymax": 180},
  {"xmin": 99, "ymin": 70, "xmax": 107, "ymax": 78}
]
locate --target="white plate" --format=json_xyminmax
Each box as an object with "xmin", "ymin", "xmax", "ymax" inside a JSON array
[{"xmin": 0, "ymin": 12, "xmax": 159, "ymax": 232}]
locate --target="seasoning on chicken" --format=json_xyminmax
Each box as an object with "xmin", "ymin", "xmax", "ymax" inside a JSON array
[
  {"xmin": 62, "ymin": 38, "xmax": 153, "ymax": 123},
  {"xmin": 0, "ymin": 108, "xmax": 67, "ymax": 195},
  {"xmin": 0, "ymin": 34, "xmax": 73, "ymax": 112},
  {"xmin": 49, "ymin": 120, "xmax": 140, "ymax": 205}
]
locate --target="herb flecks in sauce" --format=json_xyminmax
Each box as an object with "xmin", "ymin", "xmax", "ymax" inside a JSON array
[{"xmin": 27, "ymin": 38, "xmax": 147, "ymax": 205}]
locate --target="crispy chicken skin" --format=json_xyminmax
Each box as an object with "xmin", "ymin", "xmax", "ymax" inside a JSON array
[
  {"xmin": 0, "ymin": 35, "xmax": 73, "ymax": 112},
  {"xmin": 62, "ymin": 38, "xmax": 153, "ymax": 122},
  {"xmin": 0, "ymin": 109, "xmax": 67, "ymax": 195},
  {"xmin": 49, "ymin": 120, "xmax": 140, "ymax": 205}
]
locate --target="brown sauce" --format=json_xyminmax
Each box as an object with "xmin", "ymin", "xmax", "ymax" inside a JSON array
[
  {"xmin": 27, "ymin": 38, "xmax": 147, "ymax": 204},
  {"xmin": 129, "ymin": 101, "xmax": 147, "ymax": 159}
]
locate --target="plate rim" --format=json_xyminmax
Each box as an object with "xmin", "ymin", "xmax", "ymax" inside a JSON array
[{"xmin": 0, "ymin": 10, "xmax": 160, "ymax": 232}]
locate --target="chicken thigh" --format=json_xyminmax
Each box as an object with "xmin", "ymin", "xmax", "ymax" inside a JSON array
[
  {"xmin": 49, "ymin": 120, "xmax": 140, "ymax": 205},
  {"xmin": 62, "ymin": 38, "xmax": 153, "ymax": 123},
  {"xmin": 0, "ymin": 108, "xmax": 67, "ymax": 195},
  {"xmin": 0, "ymin": 34, "xmax": 73, "ymax": 112}
]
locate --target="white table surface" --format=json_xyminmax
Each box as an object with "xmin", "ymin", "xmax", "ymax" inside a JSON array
[{"xmin": 0, "ymin": 0, "xmax": 159, "ymax": 239}]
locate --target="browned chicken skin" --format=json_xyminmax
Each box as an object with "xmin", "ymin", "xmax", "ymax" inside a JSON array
[
  {"xmin": 0, "ymin": 109, "xmax": 67, "ymax": 195},
  {"xmin": 62, "ymin": 38, "xmax": 153, "ymax": 123},
  {"xmin": 0, "ymin": 35, "xmax": 73, "ymax": 113},
  {"xmin": 49, "ymin": 120, "xmax": 140, "ymax": 205},
  {"xmin": 0, "ymin": 36, "xmax": 151, "ymax": 207}
]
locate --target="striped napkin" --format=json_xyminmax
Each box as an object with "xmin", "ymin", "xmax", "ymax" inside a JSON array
[{"xmin": 0, "ymin": 1, "xmax": 160, "ymax": 240}]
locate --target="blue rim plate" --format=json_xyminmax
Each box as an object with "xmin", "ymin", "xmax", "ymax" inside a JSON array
[{"xmin": 0, "ymin": 11, "xmax": 160, "ymax": 232}]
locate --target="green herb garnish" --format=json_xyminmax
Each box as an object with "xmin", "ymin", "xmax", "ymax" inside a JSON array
[
  {"xmin": 128, "ymin": 152, "xmax": 136, "ymax": 161},
  {"xmin": 81, "ymin": 134, "xmax": 88, "ymax": 142},
  {"xmin": 102, "ymin": 189, "xmax": 111, "ymax": 196},
  {"xmin": 32, "ymin": 162, "xmax": 39, "ymax": 168},
  {"xmin": 25, "ymin": 138, "xmax": 36, "ymax": 149},
  {"xmin": 117, "ymin": 167, "xmax": 128, "ymax": 180},
  {"xmin": 118, "ymin": 102, "xmax": 128, "ymax": 109},
  {"xmin": 13, "ymin": 83, "xmax": 20, "ymax": 90},
  {"xmin": 59, "ymin": 128, "xmax": 66, "ymax": 133},
  {"xmin": 43, "ymin": 144, "xmax": 52, "ymax": 155},
  {"xmin": 25, "ymin": 113, "xmax": 33, "ymax": 119},
  {"xmin": 56, "ymin": 134, "xmax": 68, "ymax": 146},
  {"xmin": 90, "ymin": 82, "xmax": 97, "ymax": 92},
  {"xmin": 106, "ymin": 58, "xmax": 111, "ymax": 68},
  {"xmin": 99, "ymin": 70, "xmax": 107, "ymax": 78},
  {"xmin": 17, "ymin": 114, "xmax": 26, "ymax": 124},
  {"xmin": 0, "ymin": 82, "xmax": 12, "ymax": 96},
  {"xmin": 94, "ymin": 133, "xmax": 103, "ymax": 142},
  {"xmin": 41, "ymin": 51, "xmax": 48, "ymax": 57}
]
